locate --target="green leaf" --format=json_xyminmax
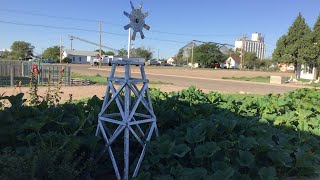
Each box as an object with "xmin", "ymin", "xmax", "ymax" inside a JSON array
[
  {"xmin": 158, "ymin": 139, "xmax": 175, "ymax": 158},
  {"xmin": 239, "ymin": 135, "xmax": 257, "ymax": 150},
  {"xmin": 185, "ymin": 124, "xmax": 206, "ymax": 144},
  {"xmin": 238, "ymin": 150, "xmax": 255, "ymax": 167},
  {"xmin": 211, "ymin": 167, "xmax": 235, "ymax": 180},
  {"xmin": 258, "ymin": 167, "xmax": 278, "ymax": 180},
  {"xmin": 172, "ymin": 144, "xmax": 191, "ymax": 158},
  {"xmin": 155, "ymin": 175, "xmax": 174, "ymax": 180},
  {"xmin": 267, "ymin": 150, "xmax": 293, "ymax": 167},
  {"xmin": 194, "ymin": 142, "xmax": 221, "ymax": 158},
  {"xmin": 178, "ymin": 167, "xmax": 207, "ymax": 179}
]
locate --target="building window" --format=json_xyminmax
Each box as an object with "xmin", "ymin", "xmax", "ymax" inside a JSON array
[
  {"xmin": 79, "ymin": 57, "xmax": 82, "ymax": 62},
  {"xmin": 72, "ymin": 57, "xmax": 75, "ymax": 62}
]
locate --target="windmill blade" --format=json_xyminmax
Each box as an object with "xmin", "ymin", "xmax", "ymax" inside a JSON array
[
  {"xmin": 123, "ymin": 11, "xmax": 130, "ymax": 18},
  {"xmin": 144, "ymin": 12, "xmax": 149, "ymax": 18},
  {"xmin": 132, "ymin": 31, "xmax": 137, "ymax": 40},
  {"xmin": 124, "ymin": 24, "xmax": 131, "ymax": 30},
  {"xmin": 143, "ymin": 24, "xmax": 150, "ymax": 30},
  {"xmin": 130, "ymin": 1, "xmax": 135, "ymax": 10},
  {"xmin": 140, "ymin": 30, "xmax": 145, "ymax": 39}
]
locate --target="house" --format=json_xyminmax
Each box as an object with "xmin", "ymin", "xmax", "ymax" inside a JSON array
[
  {"xmin": 298, "ymin": 64, "xmax": 318, "ymax": 80},
  {"xmin": 63, "ymin": 50, "xmax": 99, "ymax": 64},
  {"xmin": 278, "ymin": 63, "xmax": 317, "ymax": 80},
  {"xmin": 167, "ymin": 57, "xmax": 175, "ymax": 65},
  {"xmin": 279, "ymin": 63, "xmax": 295, "ymax": 73},
  {"xmin": 224, "ymin": 56, "xmax": 241, "ymax": 69}
]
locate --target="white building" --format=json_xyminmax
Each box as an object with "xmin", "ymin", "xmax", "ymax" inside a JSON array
[
  {"xmin": 167, "ymin": 57, "xmax": 175, "ymax": 65},
  {"xmin": 298, "ymin": 64, "xmax": 317, "ymax": 80},
  {"xmin": 63, "ymin": 50, "xmax": 98, "ymax": 64},
  {"xmin": 235, "ymin": 33, "xmax": 266, "ymax": 59},
  {"xmin": 223, "ymin": 56, "xmax": 241, "ymax": 69}
]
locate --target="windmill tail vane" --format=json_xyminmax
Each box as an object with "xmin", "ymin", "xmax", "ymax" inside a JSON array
[{"xmin": 124, "ymin": 1, "xmax": 150, "ymax": 40}]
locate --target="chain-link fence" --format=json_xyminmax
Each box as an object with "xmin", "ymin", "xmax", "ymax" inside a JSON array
[{"xmin": 0, "ymin": 61, "xmax": 71, "ymax": 87}]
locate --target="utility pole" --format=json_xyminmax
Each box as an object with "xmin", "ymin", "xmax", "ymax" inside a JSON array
[
  {"xmin": 99, "ymin": 21, "xmax": 102, "ymax": 68},
  {"xmin": 60, "ymin": 35, "xmax": 62, "ymax": 64},
  {"xmin": 70, "ymin": 36, "xmax": 73, "ymax": 50}
]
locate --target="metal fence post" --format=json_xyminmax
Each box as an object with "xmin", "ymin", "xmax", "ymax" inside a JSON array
[
  {"xmin": 68, "ymin": 66, "xmax": 71, "ymax": 86},
  {"xmin": 10, "ymin": 65, "xmax": 14, "ymax": 87}
]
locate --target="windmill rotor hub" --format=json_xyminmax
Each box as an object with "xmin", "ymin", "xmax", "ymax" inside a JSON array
[{"xmin": 124, "ymin": 1, "xmax": 150, "ymax": 40}]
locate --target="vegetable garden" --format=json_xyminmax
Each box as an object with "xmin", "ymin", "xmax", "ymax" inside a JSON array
[{"xmin": 1, "ymin": 87, "xmax": 320, "ymax": 179}]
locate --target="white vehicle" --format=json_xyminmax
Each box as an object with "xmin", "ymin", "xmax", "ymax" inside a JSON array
[
  {"xmin": 91, "ymin": 56, "xmax": 145, "ymax": 66},
  {"xmin": 108, "ymin": 56, "xmax": 145, "ymax": 64},
  {"xmin": 90, "ymin": 55, "xmax": 112, "ymax": 66}
]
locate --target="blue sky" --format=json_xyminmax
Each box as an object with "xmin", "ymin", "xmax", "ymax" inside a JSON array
[{"xmin": 0, "ymin": 0, "xmax": 319, "ymax": 59}]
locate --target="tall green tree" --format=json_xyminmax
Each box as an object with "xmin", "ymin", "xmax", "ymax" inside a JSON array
[
  {"xmin": 118, "ymin": 48, "xmax": 128, "ymax": 56},
  {"xmin": 175, "ymin": 48, "xmax": 184, "ymax": 65},
  {"xmin": 243, "ymin": 52, "xmax": 258, "ymax": 69},
  {"xmin": 95, "ymin": 49, "xmax": 105, "ymax": 55},
  {"xmin": 105, "ymin": 51, "xmax": 115, "ymax": 56},
  {"xmin": 131, "ymin": 47, "xmax": 152, "ymax": 61},
  {"xmin": 42, "ymin": 46, "xmax": 60, "ymax": 61},
  {"xmin": 10, "ymin": 41, "xmax": 34, "ymax": 60},
  {"xmin": 273, "ymin": 13, "xmax": 311, "ymax": 77},
  {"xmin": 193, "ymin": 43, "xmax": 224, "ymax": 67},
  {"xmin": 311, "ymin": 15, "xmax": 320, "ymax": 79},
  {"xmin": 272, "ymin": 35, "xmax": 288, "ymax": 63}
]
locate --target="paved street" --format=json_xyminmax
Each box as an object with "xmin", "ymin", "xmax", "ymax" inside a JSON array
[{"xmin": 71, "ymin": 64, "xmax": 300, "ymax": 94}]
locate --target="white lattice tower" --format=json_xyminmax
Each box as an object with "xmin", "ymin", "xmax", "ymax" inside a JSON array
[{"xmin": 96, "ymin": 60, "xmax": 159, "ymax": 180}]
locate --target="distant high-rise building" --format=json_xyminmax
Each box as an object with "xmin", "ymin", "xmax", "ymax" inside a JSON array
[{"xmin": 235, "ymin": 33, "xmax": 266, "ymax": 59}]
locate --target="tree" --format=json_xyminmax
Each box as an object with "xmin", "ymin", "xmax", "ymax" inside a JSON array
[
  {"xmin": 105, "ymin": 51, "xmax": 115, "ymax": 56},
  {"xmin": 131, "ymin": 47, "xmax": 152, "ymax": 61},
  {"xmin": 42, "ymin": 46, "xmax": 60, "ymax": 61},
  {"xmin": 243, "ymin": 52, "xmax": 258, "ymax": 69},
  {"xmin": 62, "ymin": 57, "xmax": 72, "ymax": 63},
  {"xmin": 272, "ymin": 35, "xmax": 287, "ymax": 63},
  {"xmin": 272, "ymin": 13, "xmax": 311, "ymax": 77},
  {"xmin": 193, "ymin": 43, "xmax": 224, "ymax": 67},
  {"xmin": 0, "ymin": 50, "xmax": 10, "ymax": 59},
  {"xmin": 302, "ymin": 15, "xmax": 320, "ymax": 80},
  {"xmin": 118, "ymin": 48, "xmax": 128, "ymax": 56},
  {"xmin": 10, "ymin": 41, "xmax": 34, "ymax": 60},
  {"xmin": 175, "ymin": 48, "xmax": 184, "ymax": 65},
  {"xmin": 95, "ymin": 49, "xmax": 105, "ymax": 55}
]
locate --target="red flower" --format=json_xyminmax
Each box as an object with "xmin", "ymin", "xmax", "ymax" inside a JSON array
[
  {"xmin": 60, "ymin": 69, "xmax": 65, "ymax": 73},
  {"xmin": 32, "ymin": 64, "xmax": 40, "ymax": 74}
]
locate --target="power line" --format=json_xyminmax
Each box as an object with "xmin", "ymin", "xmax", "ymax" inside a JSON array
[
  {"xmin": 0, "ymin": 20, "xmax": 127, "ymax": 36},
  {"xmin": 0, "ymin": 8, "xmax": 242, "ymax": 38},
  {"xmin": 0, "ymin": 20, "xmax": 187, "ymax": 44}
]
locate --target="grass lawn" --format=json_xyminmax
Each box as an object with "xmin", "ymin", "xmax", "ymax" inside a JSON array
[
  {"xmin": 222, "ymin": 76, "xmax": 272, "ymax": 83},
  {"xmin": 72, "ymin": 73, "xmax": 173, "ymax": 85}
]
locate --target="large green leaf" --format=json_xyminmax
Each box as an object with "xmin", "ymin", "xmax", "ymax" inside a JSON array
[
  {"xmin": 172, "ymin": 144, "xmax": 191, "ymax": 158},
  {"xmin": 208, "ymin": 167, "xmax": 234, "ymax": 180},
  {"xmin": 258, "ymin": 167, "xmax": 278, "ymax": 180},
  {"xmin": 177, "ymin": 167, "xmax": 208, "ymax": 180},
  {"xmin": 194, "ymin": 142, "xmax": 221, "ymax": 158},
  {"xmin": 185, "ymin": 125, "xmax": 206, "ymax": 144},
  {"xmin": 238, "ymin": 150, "xmax": 255, "ymax": 167},
  {"xmin": 239, "ymin": 135, "xmax": 257, "ymax": 150}
]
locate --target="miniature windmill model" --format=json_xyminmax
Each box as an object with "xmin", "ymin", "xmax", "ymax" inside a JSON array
[
  {"xmin": 95, "ymin": 1, "xmax": 158, "ymax": 180},
  {"xmin": 124, "ymin": 1, "xmax": 150, "ymax": 40}
]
